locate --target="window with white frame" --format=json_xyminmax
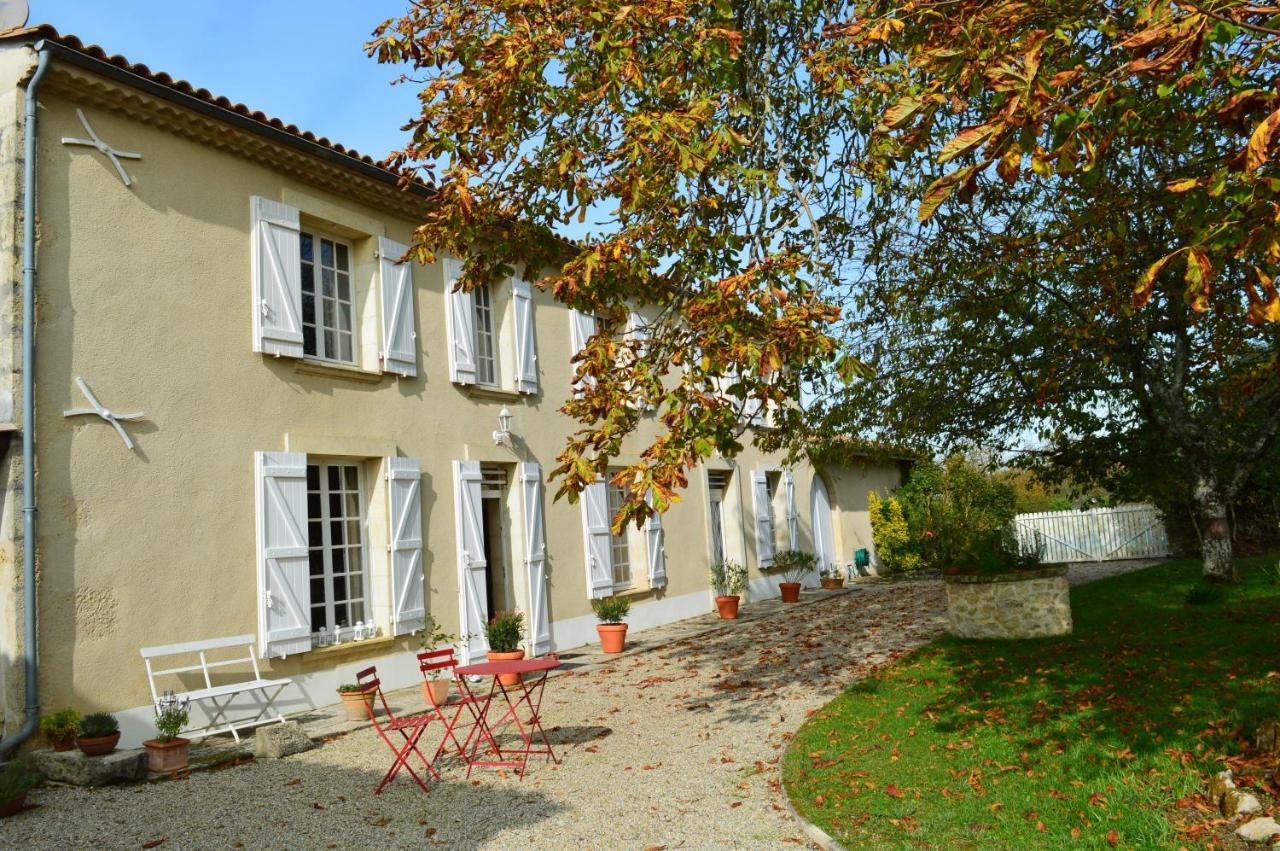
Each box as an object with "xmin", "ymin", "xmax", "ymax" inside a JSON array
[
  {"xmin": 473, "ymin": 283, "xmax": 499, "ymax": 385},
  {"xmin": 306, "ymin": 461, "xmax": 368, "ymax": 635},
  {"xmin": 300, "ymin": 231, "xmax": 355, "ymax": 364},
  {"xmin": 606, "ymin": 479, "xmax": 633, "ymax": 588}
]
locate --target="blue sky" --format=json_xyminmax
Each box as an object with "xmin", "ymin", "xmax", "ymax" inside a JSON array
[{"xmin": 35, "ymin": 0, "xmax": 418, "ymax": 162}]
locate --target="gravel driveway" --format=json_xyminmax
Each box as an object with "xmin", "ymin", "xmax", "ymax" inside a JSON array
[{"xmin": 0, "ymin": 561, "xmax": 1153, "ymax": 850}]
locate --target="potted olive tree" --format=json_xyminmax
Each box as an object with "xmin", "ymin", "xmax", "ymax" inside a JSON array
[
  {"xmin": 143, "ymin": 691, "xmax": 191, "ymax": 777},
  {"xmin": 417, "ymin": 613, "xmax": 465, "ymax": 707},
  {"xmin": 336, "ymin": 683, "xmax": 376, "ymax": 721},
  {"xmin": 773, "ymin": 549, "xmax": 816, "ymax": 603},
  {"xmin": 592, "ymin": 596, "xmax": 631, "ymax": 653},
  {"xmin": 75, "ymin": 712, "xmax": 120, "ymax": 756},
  {"xmin": 710, "ymin": 559, "xmax": 748, "ymax": 619},
  {"xmin": 0, "ymin": 760, "xmax": 40, "ymax": 818},
  {"xmin": 485, "ymin": 610, "xmax": 526, "ymax": 687},
  {"xmin": 39, "ymin": 709, "xmax": 80, "ymax": 752}
]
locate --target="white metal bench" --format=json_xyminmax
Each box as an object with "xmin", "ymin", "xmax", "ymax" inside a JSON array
[{"xmin": 140, "ymin": 634, "xmax": 293, "ymax": 742}]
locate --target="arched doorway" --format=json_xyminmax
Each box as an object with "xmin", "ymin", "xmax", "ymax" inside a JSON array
[{"xmin": 811, "ymin": 476, "xmax": 837, "ymax": 572}]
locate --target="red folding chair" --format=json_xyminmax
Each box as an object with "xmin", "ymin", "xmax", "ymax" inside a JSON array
[
  {"xmin": 356, "ymin": 666, "xmax": 438, "ymax": 794},
  {"xmin": 417, "ymin": 647, "xmax": 482, "ymax": 764}
]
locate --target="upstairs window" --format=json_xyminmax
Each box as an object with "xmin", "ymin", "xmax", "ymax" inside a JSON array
[
  {"xmin": 473, "ymin": 283, "xmax": 499, "ymax": 385},
  {"xmin": 301, "ymin": 232, "xmax": 355, "ymax": 364}
]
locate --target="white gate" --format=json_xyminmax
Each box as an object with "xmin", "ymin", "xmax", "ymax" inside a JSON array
[{"xmin": 1012, "ymin": 504, "xmax": 1171, "ymax": 563}]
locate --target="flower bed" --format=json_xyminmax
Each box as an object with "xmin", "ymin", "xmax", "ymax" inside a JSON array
[{"xmin": 944, "ymin": 566, "xmax": 1072, "ymax": 639}]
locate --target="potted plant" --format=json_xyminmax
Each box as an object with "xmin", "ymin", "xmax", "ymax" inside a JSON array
[
  {"xmin": 819, "ymin": 565, "xmax": 844, "ymax": 590},
  {"xmin": 143, "ymin": 691, "xmax": 191, "ymax": 777},
  {"xmin": 773, "ymin": 549, "xmax": 816, "ymax": 603},
  {"xmin": 710, "ymin": 559, "xmax": 748, "ymax": 619},
  {"xmin": 39, "ymin": 709, "xmax": 80, "ymax": 752},
  {"xmin": 337, "ymin": 683, "xmax": 376, "ymax": 721},
  {"xmin": 416, "ymin": 613, "xmax": 463, "ymax": 707},
  {"xmin": 0, "ymin": 760, "xmax": 40, "ymax": 818},
  {"xmin": 75, "ymin": 712, "xmax": 120, "ymax": 756},
  {"xmin": 485, "ymin": 610, "xmax": 526, "ymax": 687},
  {"xmin": 592, "ymin": 596, "xmax": 631, "ymax": 653}
]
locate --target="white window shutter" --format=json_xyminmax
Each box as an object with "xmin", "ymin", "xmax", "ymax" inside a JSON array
[
  {"xmin": 452, "ymin": 460, "xmax": 488, "ymax": 662},
  {"xmin": 569, "ymin": 309, "xmax": 597, "ymax": 397},
  {"xmin": 444, "ymin": 256, "xmax": 477, "ymax": 384},
  {"xmin": 784, "ymin": 470, "xmax": 798, "ymax": 550},
  {"xmin": 751, "ymin": 469, "xmax": 775, "ymax": 567},
  {"xmin": 255, "ymin": 451, "xmax": 312, "ymax": 658},
  {"xmin": 512, "ymin": 276, "xmax": 538, "ymax": 394},
  {"xmin": 520, "ymin": 463, "xmax": 552, "ymax": 655},
  {"xmin": 581, "ymin": 479, "xmax": 615, "ymax": 599},
  {"xmin": 378, "ymin": 237, "xmax": 417, "ymax": 377},
  {"xmin": 645, "ymin": 494, "xmax": 667, "ymax": 589},
  {"xmin": 387, "ymin": 457, "xmax": 425, "ymax": 635},
  {"xmin": 250, "ymin": 197, "xmax": 303, "ymax": 358}
]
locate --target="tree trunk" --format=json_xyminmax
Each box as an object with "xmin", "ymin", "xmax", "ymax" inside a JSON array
[{"xmin": 1194, "ymin": 477, "xmax": 1237, "ymax": 583}]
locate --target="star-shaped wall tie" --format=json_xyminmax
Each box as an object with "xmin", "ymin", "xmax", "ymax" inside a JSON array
[
  {"xmin": 61, "ymin": 108, "xmax": 142, "ymax": 187},
  {"xmin": 63, "ymin": 377, "xmax": 144, "ymax": 450}
]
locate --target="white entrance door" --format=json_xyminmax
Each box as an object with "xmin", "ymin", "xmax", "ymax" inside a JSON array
[{"xmin": 811, "ymin": 476, "xmax": 836, "ymax": 572}]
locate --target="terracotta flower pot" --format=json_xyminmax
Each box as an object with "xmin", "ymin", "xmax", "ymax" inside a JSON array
[
  {"xmin": 820, "ymin": 578, "xmax": 843, "ymax": 590},
  {"xmin": 0, "ymin": 793, "xmax": 26, "ymax": 818},
  {"xmin": 76, "ymin": 732, "xmax": 120, "ymax": 757},
  {"xmin": 339, "ymin": 689, "xmax": 376, "ymax": 721},
  {"xmin": 144, "ymin": 737, "xmax": 190, "ymax": 776},
  {"xmin": 50, "ymin": 735, "xmax": 76, "ymax": 752},
  {"xmin": 487, "ymin": 649, "xmax": 525, "ymax": 687},
  {"xmin": 715, "ymin": 595, "xmax": 741, "ymax": 619},
  {"xmin": 779, "ymin": 582, "xmax": 802, "ymax": 603},
  {"xmin": 596, "ymin": 623, "xmax": 628, "ymax": 654},
  {"xmin": 421, "ymin": 678, "xmax": 451, "ymax": 707}
]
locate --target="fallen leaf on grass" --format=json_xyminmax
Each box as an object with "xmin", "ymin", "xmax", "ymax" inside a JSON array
[
  {"xmin": 885, "ymin": 783, "xmax": 905, "ymax": 799},
  {"xmin": 1107, "ymin": 828, "xmax": 1119, "ymax": 846}
]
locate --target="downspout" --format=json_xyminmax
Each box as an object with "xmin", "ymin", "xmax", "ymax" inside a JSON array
[{"xmin": 0, "ymin": 42, "xmax": 51, "ymax": 757}]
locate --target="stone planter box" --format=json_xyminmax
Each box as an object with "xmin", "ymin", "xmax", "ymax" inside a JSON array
[{"xmin": 944, "ymin": 566, "xmax": 1072, "ymax": 639}]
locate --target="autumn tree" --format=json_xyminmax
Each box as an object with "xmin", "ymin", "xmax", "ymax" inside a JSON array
[
  {"xmin": 368, "ymin": 1, "xmax": 871, "ymax": 528},
  {"xmin": 812, "ymin": 1, "xmax": 1280, "ymax": 580}
]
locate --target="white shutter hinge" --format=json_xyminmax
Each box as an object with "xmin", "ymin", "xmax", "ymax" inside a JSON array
[
  {"xmin": 263, "ymin": 589, "xmax": 274, "ymax": 610},
  {"xmin": 260, "ymin": 299, "xmax": 270, "ymax": 319}
]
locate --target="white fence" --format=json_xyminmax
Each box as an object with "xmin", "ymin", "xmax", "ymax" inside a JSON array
[{"xmin": 1012, "ymin": 504, "xmax": 1171, "ymax": 564}]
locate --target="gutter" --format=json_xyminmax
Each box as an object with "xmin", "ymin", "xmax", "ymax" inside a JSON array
[{"xmin": 0, "ymin": 41, "xmax": 51, "ymax": 757}]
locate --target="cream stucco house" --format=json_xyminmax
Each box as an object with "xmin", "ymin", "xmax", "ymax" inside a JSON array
[{"xmin": 0, "ymin": 26, "xmax": 906, "ymax": 749}]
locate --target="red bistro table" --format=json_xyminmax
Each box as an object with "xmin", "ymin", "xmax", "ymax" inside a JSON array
[{"xmin": 454, "ymin": 657, "xmax": 561, "ymax": 779}]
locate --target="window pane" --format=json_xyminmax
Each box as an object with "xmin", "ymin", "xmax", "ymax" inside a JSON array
[
  {"xmin": 344, "ymin": 466, "xmax": 359, "ymax": 490},
  {"xmin": 303, "ymin": 325, "xmax": 316, "ymax": 357},
  {"xmin": 336, "ymin": 242, "xmax": 349, "ymax": 271},
  {"xmin": 332, "ymin": 575, "xmax": 347, "ymax": 601},
  {"xmin": 333, "ymin": 603, "xmax": 348, "ymax": 628},
  {"xmin": 327, "ymin": 465, "xmax": 341, "ymax": 490},
  {"xmin": 311, "ymin": 604, "xmax": 327, "ymax": 630},
  {"xmin": 321, "ymin": 239, "xmax": 334, "ymax": 268},
  {"xmin": 302, "ymin": 291, "xmax": 315, "ymax": 326},
  {"xmin": 321, "ymin": 267, "xmax": 335, "ymax": 299},
  {"xmin": 310, "ymin": 577, "xmax": 325, "ymax": 603},
  {"xmin": 347, "ymin": 572, "xmax": 363, "ymax": 603},
  {"xmin": 307, "ymin": 465, "xmax": 320, "ymax": 489},
  {"xmin": 300, "ymin": 262, "xmax": 314, "ymax": 295},
  {"xmin": 345, "ymin": 492, "xmax": 360, "ymax": 517},
  {"xmin": 328, "ymin": 491, "xmax": 342, "ymax": 518},
  {"xmin": 308, "ymin": 521, "xmax": 323, "ymax": 546},
  {"xmin": 347, "ymin": 520, "xmax": 361, "ymax": 545},
  {"xmin": 309, "ymin": 549, "xmax": 324, "ymax": 577},
  {"xmin": 323, "ymin": 329, "xmax": 337, "ymax": 359},
  {"xmin": 331, "ymin": 519, "xmax": 346, "ymax": 547},
  {"xmin": 337, "ymin": 273, "xmax": 350, "ymax": 302},
  {"xmin": 349, "ymin": 599, "xmax": 366, "ymax": 624},
  {"xmin": 337, "ymin": 301, "xmax": 351, "ymax": 332},
  {"xmin": 338, "ymin": 334, "xmax": 353, "ymax": 363},
  {"xmin": 300, "ymin": 233, "xmax": 313, "ymax": 263}
]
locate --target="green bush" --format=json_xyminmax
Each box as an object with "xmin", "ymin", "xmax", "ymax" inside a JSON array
[
  {"xmin": 38, "ymin": 708, "xmax": 80, "ymax": 742},
  {"xmin": 77, "ymin": 712, "xmax": 118, "ymax": 739},
  {"xmin": 591, "ymin": 596, "xmax": 631, "ymax": 624},
  {"xmin": 868, "ymin": 491, "xmax": 919, "ymax": 572},
  {"xmin": 709, "ymin": 559, "xmax": 747, "ymax": 596},
  {"xmin": 0, "ymin": 760, "xmax": 40, "ymax": 805},
  {"xmin": 773, "ymin": 549, "xmax": 817, "ymax": 584},
  {"xmin": 485, "ymin": 610, "xmax": 525, "ymax": 653},
  {"xmin": 1185, "ymin": 583, "xmax": 1227, "ymax": 605}
]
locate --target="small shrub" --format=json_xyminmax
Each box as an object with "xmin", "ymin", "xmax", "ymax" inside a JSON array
[
  {"xmin": 0, "ymin": 760, "xmax": 40, "ymax": 805},
  {"xmin": 591, "ymin": 596, "xmax": 631, "ymax": 624},
  {"xmin": 38, "ymin": 709, "xmax": 80, "ymax": 742},
  {"xmin": 416, "ymin": 613, "xmax": 464, "ymax": 652},
  {"xmin": 336, "ymin": 683, "xmax": 369, "ymax": 694},
  {"xmin": 709, "ymin": 559, "xmax": 747, "ymax": 596},
  {"xmin": 77, "ymin": 712, "xmax": 118, "ymax": 739},
  {"xmin": 773, "ymin": 549, "xmax": 818, "ymax": 584},
  {"xmin": 868, "ymin": 492, "xmax": 920, "ymax": 572},
  {"xmin": 153, "ymin": 692, "xmax": 190, "ymax": 743},
  {"xmin": 485, "ymin": 610, "xmax": 525, "ymax": 653},
  {"xmin": 1185, "ymin": 583, "xmax": 1227, "ymax": 606}
]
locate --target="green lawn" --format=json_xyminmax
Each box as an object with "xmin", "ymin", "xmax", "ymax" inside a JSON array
[{"xmin": 783, "ymin": 556, "xmax": 1280, "ymax": 849}]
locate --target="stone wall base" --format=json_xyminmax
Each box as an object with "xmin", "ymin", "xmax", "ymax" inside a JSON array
[{"xmin": 945, "ymin": 567, "xmax": 1072, "ymax": 639}]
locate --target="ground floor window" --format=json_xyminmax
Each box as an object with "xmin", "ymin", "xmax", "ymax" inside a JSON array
[
  {"xmin": 306, "ymin": 461, "xmax": 368, "ymax": 637},
  {"xmin": 606, "ymin": 477, "xmax": 633, "ymax": 588}
]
